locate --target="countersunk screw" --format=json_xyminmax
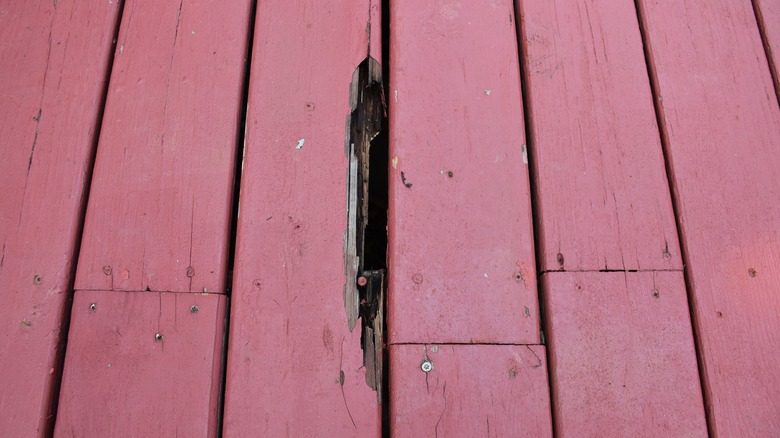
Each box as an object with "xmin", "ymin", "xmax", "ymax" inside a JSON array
[
  {"xmin": 421, "ymin": 360, "xmax": 433, "ymax": 373},
  {"xmin": 190, "ymin": 305, "xmax": 199, "ymax": 313},
  {"xmin": 155, "ymin": 333, "xmax": 164, "ymax": 342},
  {"xmin": 89, "ymin": 303, "xmax": 96, "ymax": 312}
]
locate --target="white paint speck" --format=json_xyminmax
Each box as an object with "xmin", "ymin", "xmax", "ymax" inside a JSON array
[
  {"xmin": 191, "ymin": 31, "xmax": 196, "ymax": 35},
  {"xmin": 484, "ymin": 273, "xmax": 488, "ymax": 278},
  {"xmin": 521, "ymin": 144, "xmax": 528, "ymax": 164},
  {"xmin": 394, "ymin": 90, "xmax": 398, "ymax": 102},
  {"xmin": 485, "ymin": 89, "xmax": 491, "ymax": 96},
  {"xmin": 296, "ymin": 138, "xmax": 305, "ymax": 149},
  {"xmin": 119, "ymin": 44, "xmax": 124, "ymax": 55}
]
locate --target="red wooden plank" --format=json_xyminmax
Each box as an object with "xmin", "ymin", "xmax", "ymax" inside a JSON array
[
  {"xmin": 387, "ymin": 0, "xmax": 538, "ymax": 344},
  {"xmin": 543, "ymin": 272, "xmax": 707, "ymax": 436},
  {"xmin": 56, "ymin": 0, "xmax": 251, "ymax": 434},
  {"xmin": 222, "ymin": 2, "xmax": 381, "ymax": 436},
  {"xmin": 518, "ymin": 0, "xmax": 681, "ymax": 272},
  {"xmin": 637, "ymin": 0, "xmax": 780, "ymax": 435},
  {"xmin": 0, "ymin": 1, "xmax": 120, "ymax": 434},
  {"xmin": 753, "ymin": 0, "xmax": 780, "ymax": 103},
  {"xmin": 54, "ymin": 291, "xmax": 225, "ymax": 437},
  {"xmin": 390, "ymin": 344, "xmax": 552, "ymax": 437},
  {"xmin": 74, "ymin": 0, "xmax": 252, "ymax": 294}
]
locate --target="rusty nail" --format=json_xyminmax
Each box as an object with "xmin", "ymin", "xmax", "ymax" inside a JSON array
[
  {"xmin": 421, "ymin": 360, "xmax": 433, "ymax": 373},
  {"xmin": 155, "ymin": 333, "xmax": 164, "ymax": 341}
]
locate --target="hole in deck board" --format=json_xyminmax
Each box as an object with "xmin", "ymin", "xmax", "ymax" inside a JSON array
[{"xmin": 344, "ymin": 55, "xmax": 388, "ymax": 400}]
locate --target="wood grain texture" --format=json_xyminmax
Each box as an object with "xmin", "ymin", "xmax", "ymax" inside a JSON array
[
  {"xmin": 543, "ymin": 272, "xmax": 706, "ymax": 437},
  {"xmin": 390, "ymin": 344, "xmax": 552, "ymax": 437},
  {"xmin": 0, "ymin": 1, "xmax": 120, "ymax": 434},
  {"xmin": 518, "ymin": 0, "xmax": 681, "ymax": 272},
  {"xmin": 753, "ymin": 0, "xmax": 780, "ymax": 103},
  {"xmin": 387, "ymin": 0, "xmax": 539, "ymax": 344},
  {"xmin": 54, "ymin": 291, "xmax": 226, "ymax": 437},
  {"xmin": 637, "ymin": 0, "xmax": 780, "ymax": 435},
  {"xmin": 74, "ymin": 0, "xmax": 252, "ymax": 294},
  {"xmin": 222, "ymin": 2, "xmax": 381, "ymax": 436}
]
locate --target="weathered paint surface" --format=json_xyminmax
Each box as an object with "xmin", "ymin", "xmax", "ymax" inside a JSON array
[
  {"xmin": 54, "ymin": 291, "xmax": 226, "ymax": 437},
  {"xmin": 222, "ymin": 1, "xmax": 381, "ymax": 436},
  {"xmin": 638, "ymin": 0, "xmax": 780, "ymax": 434},
  {"xmin": 0, "ymin": 1, "xmax": 120, "ymax": 434},
  {"xmin": 387, "ymin": 0, "xmax": 539, "ymax": 345},
  {"xmin": 74, "ymin": 0, "xmax": 251, "ymax": 294},
  {"xmin": 517, "ymin": 1, "xmax": 707, "ymax": 435},
  {"xmin": 390, "ymin": 344, "xmax": 553, "ymax": 437},
  {"xmin": 519, "ymin": 0, "xmax": 681, "ymax": 272},
  {"xmin": 543, "ymin": 272, "xmax": 707, "ymax": 436},
  {"xmin": 55, "ymin": 0, "xmax": 252, "ymax": 435}
]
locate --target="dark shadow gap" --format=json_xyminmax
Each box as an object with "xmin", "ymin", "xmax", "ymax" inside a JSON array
[
  {"xmin": 512, "ymin": 0, "xmax": 558, "ymax": 435},
  {"xmin": 750, "ymin": 0, "xmax": 780, "ymax": 107},
  {"xmin": 217, "ymin": 0, "xmax": 258, "ymax": 436},
  {"xmin": 633, "ymin": 0, "xmax": 713, "ymax": 435},
  {"xmin": 380, "ymin": 3, "xmax": 390, "ymax": 437},
  {"xmin": 47, "ymin": 2, "xmax": 127, "ymax": 435}
]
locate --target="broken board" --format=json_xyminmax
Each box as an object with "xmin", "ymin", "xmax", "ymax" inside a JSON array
[
  {"xmin": 54, "ymin": 291, "xmax": 226, "ymax": 437},
  {"xmin": 637, "ymin": 0, "xmax": 780, "ymax": 434},
  {"xmin": 390, "ymin": 344, "xmax": 552, "ymax": 437},
  {"xmin": 0, "ymin": 1, "xmax": 120, "ymax": 434},
  {"xmin": 221, "ymin": 1, "xmax": 382, "ymax": 436}
]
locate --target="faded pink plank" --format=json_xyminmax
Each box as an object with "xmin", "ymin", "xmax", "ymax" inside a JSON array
[
  {"xmin": 638, "ymin": 0, "xmax": 780, "ymax": 435},
  {"xmin": 74, "ymin": 0, "xmax": 252, "ymax": 293},
  {"xmin": 753, "ymin": 0, "xmax": 780, "ymax": 103},
  {"xmin": 54, "ymin": 291, "xmax": 225, "ymax": 437},
  {"xmin": 390, "ymin": 344, "xmax": 552, "ymax": 437},
  {"xmin": 388, "ymin": 0, "xmax": 538, "ymax": 344},
  {"xmin": 0, "ymin": 1, "xmax": 120, "ymax": 434},
  {"xmin": 518, "ymin": 0, "xmax": 681, "ymax": 272},
  {"xmin": 543, "ymin": 272, "xmax": 706, "ymax": 436},
  {"xmin": 222, "ymin": 2, "xmax": 381, "ymax": 436}
]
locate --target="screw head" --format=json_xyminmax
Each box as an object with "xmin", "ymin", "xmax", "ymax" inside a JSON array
[
  {"xmin": 154, "ymin": 333, "xmax": 164, "ymax": 342},
  {"xmin": 89, "ymin": 303, "xmax": 96, "ymax": 312},
  {"xmin": 33, "ymin": 274, "xmax": 43, "ymax": 285},
  {"xmin": 421, "ymin": 360, "xmax": 433, "ymax": 373},
  {"xmin": 190, "ymin": 305, "xmax": 199, "ymax": 313},
  {"xmin": 357, "ymin": 276, "xmax": 368, "ymax": 287}
]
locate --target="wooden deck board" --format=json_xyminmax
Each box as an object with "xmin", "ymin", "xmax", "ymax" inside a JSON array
[
  {"xmin": 638, "ymin": 0, "xmax": 780, "ymax": 434},
  {"xmin": 55, "ymin": 0, "xmax": 252, "ymax": 434},
  {"xmin": 73, "ymin": 0, "xmax": 251, "ymax": 294},
  {"xmin": 221, "ymin": 2, "xmax": 381, "ymax": 436},
  {"xmin": 54, "ymin": 291, "xmax": 226, "ymax": 437},
  {"xmin": 389, "ymin": 344, "xmax": 552, "ymax": 437},
  {"xmin": 0, "ymin": 1, "xmax": 120, "ymax": 434},
  {"xmin": 518, "ymin": 0, "xmax": 681, "ymax": 272},
  {"xmin": 543, "ymin": 272, "xmax": 706, "ymax": 436},
  {"xmin": 517, "ymin": 1, "xmax": 708, "ymax": 434},
  {"xmin": 387, "ymin": 0, "xmax": 539, "ymax": 345}
]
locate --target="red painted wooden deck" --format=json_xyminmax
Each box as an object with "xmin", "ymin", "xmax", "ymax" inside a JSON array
[{"xmin": 1, "ymin": 0, "xmax": 778, "ymax": 436}]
